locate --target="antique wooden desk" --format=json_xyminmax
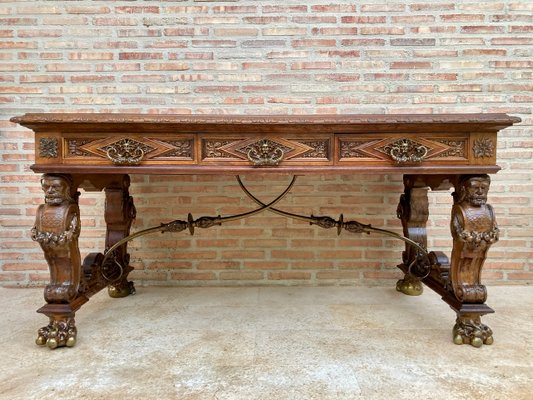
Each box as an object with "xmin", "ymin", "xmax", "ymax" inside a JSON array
[{"xmin": 12, "ymin": 113, "xmax": 520, "ymax": 350}]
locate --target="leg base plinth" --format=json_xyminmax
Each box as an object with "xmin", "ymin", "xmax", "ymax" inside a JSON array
[
  {"xmin": 396, "ymin": 274, "xmax": 423, "ymax": 296},
  {"xmin": 108, "ymin": 280, "xmax": 136, "ymax": 298},
  {"xmin": 36, "ymin": 315, "xmax": 77, "ymax": 349},
  {"xmin": 452, "ymin": 315, "xmax": 493, "ymax": 348}
]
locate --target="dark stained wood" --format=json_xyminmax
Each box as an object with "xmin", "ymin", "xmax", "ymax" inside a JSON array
[{"xmin": 12, "ymin": 112, "xmax": 520, "ymax": 349}]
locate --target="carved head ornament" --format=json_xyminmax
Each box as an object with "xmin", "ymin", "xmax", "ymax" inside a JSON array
[
  {"xmin": 458, "ymin": 175, "xmax": 491, "ymax": 207},
  {"xmin": 41, "ymin": 174, "xmax": 74, "ymax": 206}
]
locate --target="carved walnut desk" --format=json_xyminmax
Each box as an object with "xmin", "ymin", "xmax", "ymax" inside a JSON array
[{"xmin": 11, "ymin": 113, "xmax": 520, "ymax": 350}]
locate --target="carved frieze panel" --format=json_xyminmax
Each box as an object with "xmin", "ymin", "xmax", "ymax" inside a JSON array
[
  {"xmin": 339, "ymin": 140, "xmax": 378, "ymax": 159},
  {"xmin": 434, "ymin": 139, "xmax": 467, "ymax": 158},
  {"xmin": 201, "ymin": 136, "xmax": 331, "ymax": 163},
  {"xmin": 63, "ymin": 136, "xmax": 195, "ymax": 162},
  {"xmin": 155, "ymin": 140, "xmax": 193, "ymax": 159},
  {"xmin": 338, "ymin": 136, "xmax": 469, "ymax": 163}
]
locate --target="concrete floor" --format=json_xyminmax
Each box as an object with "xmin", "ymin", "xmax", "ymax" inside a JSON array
[{"xmin": 0, "ymin": 285, "xmax": 531, "ymax": 400}]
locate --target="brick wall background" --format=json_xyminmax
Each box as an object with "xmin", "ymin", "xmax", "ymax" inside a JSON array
[{"xmin": 1, "ymin": 0, "xmax": 532, "ymax": 288}]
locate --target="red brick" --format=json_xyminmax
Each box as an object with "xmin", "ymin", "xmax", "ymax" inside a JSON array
[
  {"xmin": 0, "ymin": 3, "xmax": 532, "ymax": 288},
  {"xmin": 115, "ymin": 6, "xmax": 160, "ymax": 14},
  {"xmin": 292, "ymin": 39, "xmax": 337, "ymax": 48},
  {"xmin": 213, "ymin": 6, "xmax": 257, "ymax": 13},
  {"xmin": 220, "ymin": 271, "xmax": 264, "ymax": 280},
  {"xmin": 262, "ymin": 6, "xmax": 308, "ymax": 13},
  {"xmin": 268, "ymin": 272, "xmax": 311, "ymax": 280},
  {"xmin": 390, "ymin": 62, "xmax": 432, "ymax": 69},
  {"xmin": 441, "ymin": 14, "xmax": 485, "ymax": 22},
  {"xmin": 341, "ymin": 16, "xmax": 386, "ymax": 24}
]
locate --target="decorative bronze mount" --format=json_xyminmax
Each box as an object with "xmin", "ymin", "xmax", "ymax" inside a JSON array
[
  {"xmin": 106, "ymin": 138, "xmax": 145, "ymax": 165},
  {"xmin": 246, "ymin": 139, "xmax": 285, "ymax": 166},
  {"xmin": 103, "ymin": 176, "xmax": 431, "ymax": 276},
  {"xmin": 385, "ymin": 138, "xmax": 429, "ymax": 164}
]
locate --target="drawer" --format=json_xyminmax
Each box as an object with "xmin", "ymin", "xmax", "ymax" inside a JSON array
[
  {"xmin": 336, "ymin": 134, "xmax": 470, "ymax": 165},
  {"xmin": 60, "ymin": 134, "xmax": 196, "ymax": 165},
  {"xmin": 199, "ymin": 134, "xmax": 333, "ymax": 166}
]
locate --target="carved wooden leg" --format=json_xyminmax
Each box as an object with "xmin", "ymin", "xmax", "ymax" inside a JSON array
[
  {"xmin": 396, "ymin": 177, "xmax": 429, "ymax": 296},
  {"xmin": 104, "ymin": 175, "xmax": 136, "ymax": 298},
  {"xmin": 449, "ymin": 174, "xmax": 498, "ymax": 347},
  {"xmin": 32, "ymin": 174, "xmax": 81, "ymax": 348}
]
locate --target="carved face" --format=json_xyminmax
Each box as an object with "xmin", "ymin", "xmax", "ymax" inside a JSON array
[
  {"xmin": 42, "ymin": 176, "xmax": 71, "ymax": 205},
  {"xmin": 463, "ymin": 177, "xmax": 490, "ymax": 206}
]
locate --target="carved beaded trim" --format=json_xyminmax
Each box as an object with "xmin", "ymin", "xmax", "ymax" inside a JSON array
[{"xmin": 39, "ymin": 138, "xmax": 59, "ymax": 158}]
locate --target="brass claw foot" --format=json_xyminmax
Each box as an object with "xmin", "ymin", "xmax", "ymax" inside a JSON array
[
  {"xmin": 36, "ymin": 317, "xmax": 77, "ymax": 349},
  {"xmin": 108, "ymin": 280, "xmax": 136, "ymax": 298},
  {"xmin": 396, "ymin": 274, "xmax": 423, "ymax": 296},
  {"xmin": 453, "ymin": 316, "xmax": 493, "ymax": 347}
]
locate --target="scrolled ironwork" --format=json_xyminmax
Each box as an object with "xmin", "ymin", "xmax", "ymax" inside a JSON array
[
  {"xmin": 235, "ymin": 176, "xmax": 430, "ymax": 262},
  {"xmin": 102, "ymin": 176, "xmax": 297, "ymax": 266},
  {"xmin": 102, "ymin": 175, "xmax": 432, "ymax": 279}
]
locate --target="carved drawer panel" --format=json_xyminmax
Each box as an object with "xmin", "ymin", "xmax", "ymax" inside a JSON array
[
  {"xmin": 199, "ymin": 135, "xmax": 333, "ymax": 166},
  {"xmin": 62, "ymin": 135, "xmax": 195, "ymax": 165},
  {"xmin": 336, "ymin": 134, "xmax": 469, "ymax": 165}
]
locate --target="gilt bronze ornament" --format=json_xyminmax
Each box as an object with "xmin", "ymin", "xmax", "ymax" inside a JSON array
[
  {"xmin": 247, "ymin": 139, "xmax": 285, "ymax": 166},
  {"xmin": 385, "ymin": 138, "xmax": 428, "ymax": 164}
]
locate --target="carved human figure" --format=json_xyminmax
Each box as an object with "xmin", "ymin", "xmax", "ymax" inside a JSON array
[
  {"xmin": 450, "ymin": 175, "xmax": 498, "ymax": 303},
  {"xmin": 31, "ymin": 174, "xmax": 81, "ymax": 303}
]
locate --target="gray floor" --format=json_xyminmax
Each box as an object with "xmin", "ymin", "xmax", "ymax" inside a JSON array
[{"xmin": 0, "ymin": 285, "xmax": 531, "ymax": 400}]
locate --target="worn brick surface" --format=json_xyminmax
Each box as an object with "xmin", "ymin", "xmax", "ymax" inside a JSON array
[{"xmin": 0, "ymin": 0, "xmax": 531, "ymax": 287}]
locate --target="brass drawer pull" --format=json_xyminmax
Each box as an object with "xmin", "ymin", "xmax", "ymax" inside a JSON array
[
  {"xmin": 106, "ymin": 139, "xmax": 145, "ymax": 165},
  {"xmin": 247, "ymin": 139, "xmax": 284, "ymax": 166},
  {"xmin": 385, "ymin": 138, "xmax": 428, "ymax": 164}
]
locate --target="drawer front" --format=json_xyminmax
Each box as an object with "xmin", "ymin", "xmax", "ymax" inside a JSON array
[
  {"xmin": 336, "ymin": 134, "xmax": 471, "ymax": 165},
  {"xmin": 199, "ymin": 135, "xmax": 333, "ymax": 166},
  {"xmin": 61, "ymin": 134, "xmax": 196, "ymax": 165}
]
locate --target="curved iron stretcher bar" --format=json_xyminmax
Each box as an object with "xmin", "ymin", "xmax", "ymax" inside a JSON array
[
  {"xmin": 235, "ymin": 176, "xmax": 430, "ymax": 270},
  {"xmin": 102, "ymin": 176, "xmax": 298, "ymax": 266}
]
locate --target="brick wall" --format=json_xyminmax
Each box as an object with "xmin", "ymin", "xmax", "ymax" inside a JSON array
[{"xmin": 1, "ymin": 0, "xmax": 532, "ymax": 287}]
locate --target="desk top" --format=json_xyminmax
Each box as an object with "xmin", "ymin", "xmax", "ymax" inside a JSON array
[{"xmin": 12, "ymin": 113, "xmax": 520, "ymax": 175}]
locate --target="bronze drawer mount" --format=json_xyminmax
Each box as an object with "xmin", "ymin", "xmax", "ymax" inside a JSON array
[{"xmin": 246, "ymin": 139, "xmax": 285, "ymax": 166}]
